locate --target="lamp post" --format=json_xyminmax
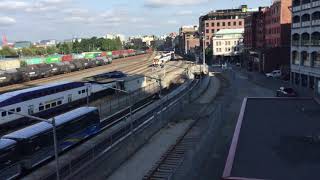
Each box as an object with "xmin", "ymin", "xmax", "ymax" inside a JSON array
[
  {"xmin": 202, "ymin": 32, "xmax": 206, "ymax": 67},
  {"xmin": 0, "ymin": 109, "xmax": 60, "ymax": 180}
]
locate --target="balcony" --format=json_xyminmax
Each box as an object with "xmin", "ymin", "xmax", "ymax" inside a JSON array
[
  {"xmin": 301, "ymin": 40, "xmax": 310, "ymax": 46},
  {"xmin": 302, "ymin": 21, "xmax": 311, "ymax": 27},
  {"xmin": 293, "ymin": 60, "xmax": 301, "ymax": 65},
  {"xmin": 293, "ymin": 23, "xmax": 301, "ymax": 28},
  {"xmin": 312, "ymin": 1, "xmax": 320, "ymax": 8},
  {"xmin": 292, "ymin": 41, "xmax": 300, "ymax": 46},
  {"xmin": 312, "ymin": 19, "xmax": 320, "ymax": 25},
  {"xmin": 302, "ymin": 3, "xmax": 311, "ymax": 10},
  {"xmin": 293, "ymin": 6, "xmax": 301, "ymax": 12},
  {"xmin": 303, "ymin": 60, "xmax": 311, "ymax": 66},
  {"xmin": 311, "ymin": 40, "xmax": 320, "ymax": 46}
]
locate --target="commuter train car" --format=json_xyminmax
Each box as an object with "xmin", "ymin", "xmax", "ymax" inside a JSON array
[
  {"xmin": 153, "ymin": 52, "xmax": 172, "ymax": 66},
  {"xmin": 0, "ymin": 81, "xmax": 116, "ymax": 127},
  {"xmin": 0, "ymin": 139, "xmax": 20, "ymax": 180},
  {"xmin": 0, "ymin": 107, "xmax": 100, "ymax": 179}
]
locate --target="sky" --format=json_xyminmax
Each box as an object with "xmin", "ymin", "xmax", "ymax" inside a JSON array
[{"xmin": 0, "ymin": 0, "xmax": 271, "ymax": 42}]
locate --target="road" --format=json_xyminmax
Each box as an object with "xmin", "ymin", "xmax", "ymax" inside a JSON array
[{"xmin": 176, "ymin": 67, "xmax": 276, "ymax": 180}]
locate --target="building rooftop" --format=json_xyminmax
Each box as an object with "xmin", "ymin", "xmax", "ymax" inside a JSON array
[
  {"xmin": 223, "ymin": 98, "xmax": 320, "ymax": 180},
  {"xmin": 215, "ymin": 29, "xmax": 244, "ymax": 35}
]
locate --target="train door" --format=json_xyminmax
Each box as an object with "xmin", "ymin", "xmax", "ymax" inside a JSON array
[
  {"xmin": 68, "ymin": 94, "xmax": 72, "ymax": 103},
  {"xmin": 28, "ymin": 105, "xmax": 34, "ymax": 115}
]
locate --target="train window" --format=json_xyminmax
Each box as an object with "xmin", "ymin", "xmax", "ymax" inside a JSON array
[
  {"xmin": 8, "ymin": 109, "xmax": 14, "ymax": 115},
  {"xmin": 78, "ymin": 91, "xmax": 81, "ymax": 95},
  {"xmin": 16, "ymin": 107, "xmax": 21, "ymax": 112},
  {"xmin": 52, "ymin": 102, "xmax": 57, "ymax": 107},
  {"xmin": 1, "ymin": 111, "xmax": 6, "ymax": 117},
  {"xmin": 82, "ymin": 90, "xmax": 85, "ymax": 93},
  {"xmin": 45, "ymin": 104, "xmax": 51, "ymax": 109},
  {"xmin": 57, "ymin": 101, "xmax": 62, "ymax": 105},
  {"xmin": 39, "ymin": 106, "xmax": 44, "ymax": 111}
]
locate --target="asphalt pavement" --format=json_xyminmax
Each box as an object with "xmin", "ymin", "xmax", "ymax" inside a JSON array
[{"xmin": 183, "ymin": 67, "xmax": 274, "ymax": 180}]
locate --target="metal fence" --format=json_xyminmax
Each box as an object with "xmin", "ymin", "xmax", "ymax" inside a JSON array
[
  {"xmin": 90, "ymin": 82, "xmax": 160, "ymax": 119},
  {"xmin": 59, "ymin": 79, "xmax": 200, "ymax": 180}
]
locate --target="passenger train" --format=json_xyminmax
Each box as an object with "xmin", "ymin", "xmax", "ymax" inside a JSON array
[
  {"xmin": 0, "ymin": 107, "xmax": 100, "ymax": 180},
  {"xmin": 153, "ymin": 51, "xmax": 173, "ymax": 66},
  {"xmin": 0, "ymin": 81, "xmax": 118, "ymax": 127}
]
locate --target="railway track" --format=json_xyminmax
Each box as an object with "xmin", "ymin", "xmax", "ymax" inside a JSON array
[
  {"xmin": 143, "ymin": 120, "xmax": 201, "ymax": 180},
  {"xmin": 0, "ymin": 53, "xmax": 153, "ymax": 93}
]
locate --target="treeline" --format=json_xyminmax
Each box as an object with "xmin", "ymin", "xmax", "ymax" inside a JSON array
[{"xmin": 0, "ymin": 37, "xmax": 125, "ymax": 57}]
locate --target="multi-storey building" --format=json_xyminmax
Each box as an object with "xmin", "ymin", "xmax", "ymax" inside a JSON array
[
  {"xmin": 212, "ymin": 29, "xmax": 244, "ymax": 59},
  {"xmin": 291, "ymin": 0, "xmax": 320, "ymax": 95},
  {"xmin": 178, "ymin": 26, "xmax": 200, "ymax": 55},
  {"xmin": 199, "ymin": 5, "xmax": 251, "ymax": 49},
  {"xmin": 243, "ymin": 0, "xmax": 291, "ymax": 73}
]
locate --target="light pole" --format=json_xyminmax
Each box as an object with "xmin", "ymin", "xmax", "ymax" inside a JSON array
[
  {"xmin": 0, "ymin": 109, "xmax": 60, "ymax": 180},
  {"xmin": 202, "ymin": 32, "xmax": 206, "ymax": 67}
]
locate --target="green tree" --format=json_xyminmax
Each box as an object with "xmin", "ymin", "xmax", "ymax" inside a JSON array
[
  {"xmin": 0, "ymin": 46, "xmax": 17, "ymax": 56},
  {"xmin": 46, "ymin": 46, "xmax": 58, "ymax": 55},
  {"xmin": 21, "ymin": 47, "xmax": 34, "ymax": 56}
]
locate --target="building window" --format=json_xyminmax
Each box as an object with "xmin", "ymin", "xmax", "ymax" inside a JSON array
[
  {"xmin": 217, "ymin": 22, "xmax": 220, "ymax": 27},
  {"xmin": 233, "ymin": 21, "xmax": 236, "ymax": 26},
  {"xmin": 222, "ymin": 22, "xmax": 225, "ymax": 26},
  {"xmin": 228, "ymin": 22, "xmax": 231, "ymax": 26},
  {"xmin": 216, "ymin": 48, "xmax": 219, "ymax": 52},
  {"xmin": 206, "ymin": 29, "xmax": 209, "ymax": 33},
  {"xmin": 211, "ymin": 29, "xmax": 215, "ymax": 33},
  {"xmin": 211, "ymin": 23, "xmax": 214, "ymax": 27},
  {"xmin": 239, "ymin": 21, "xmax": 242, "ymax": 26},
  {"xmin": 206, "ymin": 23, "xmax": 209, "ymax": 27},
  {"xmin": 217, "ymin": 29, "xmax": 220, "ymax": 32}
]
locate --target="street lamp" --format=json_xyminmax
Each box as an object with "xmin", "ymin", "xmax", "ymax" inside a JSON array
[
  {"xmin": 0, "ymin": 109, "xmax": 60, "ymax": 180},
  {"xmin": 202, "ymin": 32, "xmax": 206, "ymax": 66}
]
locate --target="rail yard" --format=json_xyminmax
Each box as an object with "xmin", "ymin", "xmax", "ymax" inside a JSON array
[{"xmin": 0, "ymin": 50, "xmax": 195, "ymax": 180}]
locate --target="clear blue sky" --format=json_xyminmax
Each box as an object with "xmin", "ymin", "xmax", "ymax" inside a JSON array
[{"xmin": 0, "ymin": 0, "xmax": 271, "ymax": 42}]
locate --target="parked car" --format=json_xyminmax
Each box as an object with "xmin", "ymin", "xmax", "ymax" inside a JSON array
[
  {"xmin": 276, "ymin": 87, "xmax": 298, "ymax": 97},
  {"xmin": 266, "ymin": 70, "xmax": 282, "ymax": 78}
]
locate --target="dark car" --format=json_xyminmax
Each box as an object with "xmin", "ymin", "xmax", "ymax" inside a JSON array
[{"xmin": 276, "ymin": 87, "xmax": 298, "ymax": 97}]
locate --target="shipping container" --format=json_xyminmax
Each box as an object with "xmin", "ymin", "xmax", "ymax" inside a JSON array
[
  {"xmin": 73, "ymin": 54, "xmax": 85, "ymax": 60},
  {"xmin": 84, "ymin": 53, "xmax": 95, "ymax": 59},
  {"xmin": 62, "ymin": 54, "xmax": 73, "ymax": 62},
  {"xmin": 23, "ymin": 57, "xmax": 44, "ymax": 65},
  {"xmin": 107, "ymin": 51, "xmax": 113, "ymax": 56},
  {"xmin": 101, "ymin": 52, "xmax": 107, "ymax": 57},
  {"xmin": 45, "ymin": 56, "xmax": 61, "ymax": 64},
  {"xmin": 0, "ymin": 59, "xmax": 21, "ymax": 70}
]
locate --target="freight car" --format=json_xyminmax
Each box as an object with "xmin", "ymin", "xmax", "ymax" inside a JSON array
[
  {"xmin": 0, "ymin": 107, "xmax": 100, "ymax": 180},
  {"xmin": 0, "ymin": 59, "xmax": 21, "ymax": 71},
  {"xmin": 0, "ymin": 50, "xmax": 142, "ymax": 87}
]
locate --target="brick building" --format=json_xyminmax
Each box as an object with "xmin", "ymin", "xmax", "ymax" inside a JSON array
[
  {"xmin": 243, "ymin": 0, "xmax": 292, "ymax": 73},
  {"xmin": 199, "ymin": 5, "xmax": 251, "ymax": 49},
  {"xmin": 177, "ymin": 26, "xmax": 200, "ymax": 56}
]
